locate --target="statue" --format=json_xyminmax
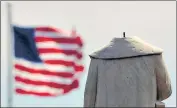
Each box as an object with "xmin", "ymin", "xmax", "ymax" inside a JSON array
[{"xmin": 84, "ymin": 36, "xmax": 172, "ymax": 107}]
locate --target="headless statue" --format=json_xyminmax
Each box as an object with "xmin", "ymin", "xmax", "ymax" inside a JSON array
[{"xmin": 84, "ymin": 36, "xmax": 172, "ymax": 107}]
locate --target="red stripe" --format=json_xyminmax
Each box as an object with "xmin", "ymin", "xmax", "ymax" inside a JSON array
[
  {"xmin": 35, "ymin": 27, "xmax": 62, "ymax": 33},
  {"xmin": 63, "ymin": 79, "xmax": 79, "ymax": 93},
  {"xmin": 38, "ymin": 48, "xmax": 82, "ymax": 59},
  {"xmin": 35, "ymin": 37, "xmax": 83, "ymax": 46},
  {"xmin": 15, "ymin": 80, "xmax": 79, "ymax": 96},
  {"xmin": 44, "ymin": 60, "xmax": 75, "ymax": 66},
  {"xmin": 15, "ymin": 76, "xmax": 77, "ymax": 89},
  {"xmin": 16, "ymin": 88, "xmax": 54, "ymax": 96},
  {"xmin": 75, "ymin": 65, "xmax": 84, "ymax": 71},
  {"xmin": 15, "ymin": 64, "xmax": 74, "ymax": 78}
]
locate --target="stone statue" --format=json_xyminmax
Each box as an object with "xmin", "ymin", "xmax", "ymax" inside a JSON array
[{"xmin": 84, "ymin": 36, "xmax": 172, "ymax": 107}]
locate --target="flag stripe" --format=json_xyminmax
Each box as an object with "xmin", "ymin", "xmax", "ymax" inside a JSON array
[
  {"xmin": 16, "ymin": 80, "xmax": 78, "ymax": 96},
  {"xmin": 16, "ymin": 88, "xmax": 54, "ymax": 96},
  {"xmin": 43, "ymin": 60, "xmax": 84, "ymax": 72},
  {"xmin": 16, "ymin": 82, "xmax": 63, "ymax": 95},
  {"xmin": 37, "ymin": 48, "xmax": 82, "ymax": 59},
  {"xmin": 15, "ymin": 64, "xmax": 75, "ymax": 78},
  {"xmin": 15, "ymin": 59, "xmax": 75, "ymax": 72},
  {"xmin": 75, "ymin": 65, "xmax": 84, "ymax": 71},
  {"xmin": 15, "ymin": 70, "xmax": 73, "ymax": 84},
  {"xmin": 15, "ymin": 76, "xmax": 75, "ymax": 89},
  {"xmin": 35, "ymin": 27, "xmax": 62, "ymax": 32},
  {"xmin": 44, "ymin": 59, "xmax": 75, "ymax": 66},
  {"xmin": 35, "ymin": 37, "xmax": 83, "ymax": 46},
  {"xmin": 62, "ymin": 79, "xmax": 79, "ymax": 93},
  {"xmin": 39, "ymin": 53, "xmax": 79, "ymax": 61},
  {"xmin": 35, "ymin": 32, "xmax": 81, "ymax": 39},
  {"xmin": 35, "ymin": 31, "xmax": 68, "ymax": 38},
  {"xmin": 36, "ymin": 41, "xmax": 81, "ymax": 50}
]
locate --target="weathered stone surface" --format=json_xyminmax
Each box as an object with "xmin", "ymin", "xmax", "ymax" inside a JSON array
[
  {"xmin": 90, "ymin": 36, "xmax": 163, "ymax": 59},
  {"xmin": 84, "ymin": 37, "xmax": 172, "ymax": 107}
]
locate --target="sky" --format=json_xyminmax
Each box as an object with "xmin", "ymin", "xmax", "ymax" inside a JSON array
[{"xmin": 1, "ymin": 1, "xmax": 176, "ymax": 107}]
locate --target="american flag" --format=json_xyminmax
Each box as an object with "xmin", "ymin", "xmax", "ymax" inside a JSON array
[{"xmin": 13, "ymin": 26, "xmax": 84, "ymax": 96}]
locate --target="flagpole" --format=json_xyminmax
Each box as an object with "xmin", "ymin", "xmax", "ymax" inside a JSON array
[{"xmin": 7, "ymin": 2, "xmax": 13, "ymax": 107}]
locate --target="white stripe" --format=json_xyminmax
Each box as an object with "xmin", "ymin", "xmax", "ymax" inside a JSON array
[
  {"xmin": 75, "ymin": 60, "xmax": 84, "ymax": 66},
  {"xmin": 14, "ymin": 58, "xmax": 75, "ymax": 72},
  {"xmin": 16, "ymin": 82, "xmax": 64, "ymax": 95},
  {"xmin": 35, "ymin": 31, "xmax": 70, "ymax": 38},
  {"xmin": 39, "ymin": 54, "xmax": 83, "ymax": 67},
  {"xmin": 15, "ymin": 70, "xmax": 73, "ymax": 84},
  {"xmin": 39, "ymin": 53, "xmax": 78, "ymax": 61},
  {"xmin": 73, "ymin": 72, "xmax": 84, "ymax": 80},
  {"xmin": 36, "ymin": 41, "xmax": 81, "ymax": 50}
]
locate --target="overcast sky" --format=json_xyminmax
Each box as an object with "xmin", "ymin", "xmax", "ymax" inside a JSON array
[{"xmin": 1, "ymin": 1, "xmax": 176, "ymax": 107}]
